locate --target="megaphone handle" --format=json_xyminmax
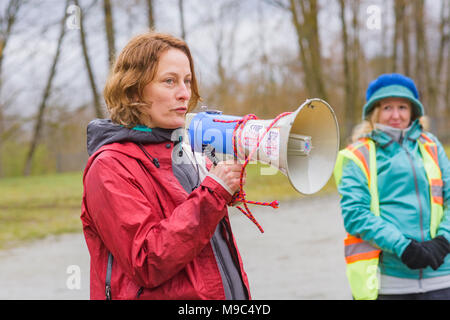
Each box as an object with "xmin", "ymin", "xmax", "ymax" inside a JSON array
[{"xmin": 203, "ymin": 144, "xmax": 219, "ymax": 166}]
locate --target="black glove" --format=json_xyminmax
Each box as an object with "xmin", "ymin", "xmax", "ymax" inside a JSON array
[
  {"xmin": 401, "ymin": 239, "xmax": 438, "ymax": 270},
  {"xmin": 420, "ymin": 236, "xmax": 450, "ymax": 270}
]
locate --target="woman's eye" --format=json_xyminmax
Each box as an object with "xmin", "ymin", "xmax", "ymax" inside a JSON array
[
  {"xmin": 184, "ymin": 79, "xmax": 191, "ymax": 86},
  {"xmin": 164, "ymin": 78, "xmax": 175, "ymax": 85}
]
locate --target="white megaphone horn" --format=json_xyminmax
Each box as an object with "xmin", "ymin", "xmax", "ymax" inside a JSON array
[{"xmin": 185, "ymin": 98, "xmax": 340, "ymax": 195}]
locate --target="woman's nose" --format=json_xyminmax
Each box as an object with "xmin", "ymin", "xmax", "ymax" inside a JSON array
[
  {"xmin": 391, "ymin": 107, "xmax": 401, "ymax": 118},
  {"xmin": 176, "ymin": 82, "xmax": 191, "ymax": 101}
]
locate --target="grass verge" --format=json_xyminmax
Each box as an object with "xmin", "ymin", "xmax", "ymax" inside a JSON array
[
  {"xmin": 1, "ymin": 143, "xmax": 447, "ymax": 250},
  {"xmin": 0, "ymin": 171, "xmax": 84, "ymax": 249}
]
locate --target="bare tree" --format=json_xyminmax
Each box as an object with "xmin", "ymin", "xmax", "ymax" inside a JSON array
[
  {"xmin": 435, "ymin": 0, "xmax": 448, "ymax": 84},
  {"xmin": 147, "ymin": 0, "xmax": 155, "ymax": 30},
  {"xmin": 208, "ymin": 1, "xmax": 241, "ymax": 112},
  {"xmin": 178, "ymin": 0, "xmax": 186, "ymax": 39},
  {"xmin": 339, "ymin": 0, "xmax": 352, "ymax": 137},
  {"xmin": 103, "ymin": 0, "xmax": 116, "ymax": 68},
  {"xmin": 444, "ymin": 1, "xmax": 450, "ymax": 137},
  {"xmin": 74, "ymin": 0, "xmax": 104, "ymax": 119},
  {"xmin": 0, "ymin": 0, "xmax": 21, "ymax": 75},
  {"xmin": 392, "ymin": 0, "xmax": 401, "ymax": 72},
  {"xmin": 413, "ymin": 1, "xmax": 430, "ymax": 102},
  {"xmin": 0, "ymin": 0, "xmax": 22, "ymax": 177},
  {"xmin": 349, "ymin": 0, "xmax": 361, "ymax": 123},
  {"xmin": 393, "ymin": 0, "xmax": 412, "ymax": 77},
  {"xmin": 338, "ymin": 0, "xmax": 362, "ymax": 138},
  {"xmin": 288, "ymin": 0, "xmax": 327, "ymax": 100},
  {"xmin": 23, "ymin": 0, "xmax": 70, "ymax": 175},
  {"xmin": 401, "ymin": 1, "xmax": 411, "ymax": 77},
  {"xmin": 433, "ymin": 0, "xmax": 449, "ymax": 135},
  {"xmin": 446, "ymin": 44, "xmax": 450, "ymax": 135}
]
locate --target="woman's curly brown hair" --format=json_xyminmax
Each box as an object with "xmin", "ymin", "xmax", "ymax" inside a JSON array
[{"xmin": 103, "ymin": 32, "xmax": 200, "ymax": 127}]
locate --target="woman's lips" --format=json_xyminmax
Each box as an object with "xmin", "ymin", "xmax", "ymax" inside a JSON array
[{"xmin": 174, "ymin": 107, "xmax": 187, "ymax": 113}]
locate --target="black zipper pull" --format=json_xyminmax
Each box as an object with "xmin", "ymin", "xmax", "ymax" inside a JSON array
[
  {"xmin": 137, "ymin": 143, "xmax": 160, "ymax": 169},
  {"xmin": 136, "ymin": 287, "xmax": 144, "ymax": 299},
  {"xmin": 105, "ymin": 285, "xmax": 111, "ymax": 300}
]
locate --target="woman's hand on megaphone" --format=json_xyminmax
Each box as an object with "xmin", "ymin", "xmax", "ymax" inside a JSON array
[{"xmin": 209, "ymin": 159, "xmax": 245, "ymax": 194}]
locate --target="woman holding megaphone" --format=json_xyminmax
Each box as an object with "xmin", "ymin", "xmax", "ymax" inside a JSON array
[
  {"xmin": 335, "ymin": 73, "xmax": 450, "ymax": 300},
  {"xmin": 81, "ymin": 32, "xmax": 250, "ymax": 300}
]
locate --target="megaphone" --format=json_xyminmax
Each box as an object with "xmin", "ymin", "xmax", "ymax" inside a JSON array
[{"xmin": 185, "ymin": 98, "xmax": 339, "ymax": 195}]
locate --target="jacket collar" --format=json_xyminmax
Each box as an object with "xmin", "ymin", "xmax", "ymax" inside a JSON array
[
  {"xmin": 367, "ymin": 119, "xmax": 422, "ymax": 147},
  {"xmin": 86, "ymin": 119, "xmax": 184, "ymax": 156}
]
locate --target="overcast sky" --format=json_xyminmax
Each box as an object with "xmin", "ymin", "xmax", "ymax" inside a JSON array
[{"xmin": 1, "ymin": 0, "xmax": 443, "ymax": 118}]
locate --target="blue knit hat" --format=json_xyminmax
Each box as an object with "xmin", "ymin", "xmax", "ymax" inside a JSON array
[{"xmin": 362, "ymin": 73, "xmax": 424, "ymax": 120}]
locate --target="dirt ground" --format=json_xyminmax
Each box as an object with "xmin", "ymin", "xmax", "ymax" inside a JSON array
[{"xmin": 0, "ymin": 194, "xmax": 351, "ymax": 300}]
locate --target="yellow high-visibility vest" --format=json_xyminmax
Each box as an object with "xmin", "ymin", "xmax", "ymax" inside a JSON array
[{"xmin": 334, "ymin": 133, "xmax": 444, "ymax": 300}]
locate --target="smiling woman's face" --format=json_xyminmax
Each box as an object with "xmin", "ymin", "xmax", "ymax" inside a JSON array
[
  {"xmin": 378, "ymin": 97, "xmax": 412, "ymax": 129},
  {"xmin": 141, "ymin": 48, "xmax": 192, "ymax": 129}
]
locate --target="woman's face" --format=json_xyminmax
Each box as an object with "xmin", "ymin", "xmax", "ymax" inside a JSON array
[
  {"xmin": 141, "ymin": 48, "xmax": 192, "ymax": 129},
  {"xmin": 378, "ymin": 97, "xmax": 412, "ymax": 129}
]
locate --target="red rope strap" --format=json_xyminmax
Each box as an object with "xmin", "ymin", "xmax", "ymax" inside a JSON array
[{"xmin": 213, "ymin": 112, "xmax": 292, "ymax": 233}]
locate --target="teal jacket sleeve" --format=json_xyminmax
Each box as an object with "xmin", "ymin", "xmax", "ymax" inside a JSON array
[
  {"xmin": 338, "ymin": 158, "xmax": 411, "ymax": 258},
  {"xmin": 434, "ymin": 137, "xmax": 450, "ymax": 242}
]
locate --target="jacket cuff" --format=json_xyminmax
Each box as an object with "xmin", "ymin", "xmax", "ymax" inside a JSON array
[{"xmin": 201, "ymin": 175, "xmax": 234, "ymax": 203}]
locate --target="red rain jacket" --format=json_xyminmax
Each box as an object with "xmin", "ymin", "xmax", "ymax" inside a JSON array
[{"xmin": 81, "ymin": 141, "xmax": 251, "ymax": 299}]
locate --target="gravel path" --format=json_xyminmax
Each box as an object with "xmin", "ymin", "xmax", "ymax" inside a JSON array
[{"xmin": 0, "ymin": 194, "xmax": 351, "ymax": 300}]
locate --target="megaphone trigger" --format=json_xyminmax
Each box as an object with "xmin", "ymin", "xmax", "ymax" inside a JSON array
[{"xmin": 203, "ymin": 144, "xmax": 219, "ymax": 166}]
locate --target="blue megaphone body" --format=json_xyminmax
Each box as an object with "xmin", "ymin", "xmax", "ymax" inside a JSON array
[{"xmin": 187, "ymin": 110, "xmax": 241, "ymax": 155}]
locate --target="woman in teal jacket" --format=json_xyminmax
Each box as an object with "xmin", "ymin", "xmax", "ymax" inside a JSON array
[{"xmin": 336, "ymin": 73, "xmax": 450, "ymax": 300}]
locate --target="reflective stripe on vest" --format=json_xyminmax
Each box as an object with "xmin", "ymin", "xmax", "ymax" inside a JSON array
[
  {"xmin": 418, "ymin": 133, "xmax": 444, "ymax": 237},
  {"xmin": 334, "ymin": 133, "xmax": 444, "ymax": 300},
  {"xmin": 334, "ymin": 138, "xmax": 381, "ymax": 300}
]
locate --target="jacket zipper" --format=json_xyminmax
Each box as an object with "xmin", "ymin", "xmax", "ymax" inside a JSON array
[
  {"xmin": 401, "ymin": 144, "xmax": 425, "ymax": 282},
  {"xmin": 221, "ymin": 220, "xmax": 249, "ymax": 299},
  {"xmin": 105, "ymin": 252, "xmax": 114, "ymax": 300},
  {"xmin": 132, "ymin": 143, "xmax": 160, "ymax": 299},
  {"xmin": 211, "ymin": 229, "xmax": 235, "ymax": 300}
]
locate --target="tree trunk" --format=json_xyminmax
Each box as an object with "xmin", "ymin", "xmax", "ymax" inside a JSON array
[
  {"xmin": 74, "ymin": 0, "xmax": 104, "ymax": 119},
  {"xmin": 147, "ymin": 0, "xmax": 155, "ymax": 30},
  {"xmin": 435, "ymin": 0, "xmax": 448, "ymax": 85},
  {"xmin": 401, "ymin": 1, "xmax": 411, "ymax": 77},
  {"xmin": 414, "ymin": 0, "xmax": 435, "ymax": 124},
  {"xmin": 23, "ymin": 0, "xmax": 69, "ymax": 175},
  {"xmin": 338, "ymin": 0, "xmax": 361, "ymax": 139},
  {"xmin": 445, "ymin": 3, "xmax": 450, "ymax": 139},
  {"xmin": 446, "ymin": 48, "xmax": 450, "ymax": 134},
  {"xmin": 392, "ymin": 0, "xmax": 402, "ymax": 72},
  {"xmin": 435, "ymin": 0, "xmax": 449, "ymax": 137},
  {"xmin": 178, "ymin": 0, "xmax": 186, "ymax": 39},
  {"xmin": 0, "ymin": 0, "xmax": 22, "ymax": 177},
  {"xmin": 339, "ymin": 0, "xmax": 352, "ymax": 138},
  {"xmin": 309, "ymin": 0, "xmax": 327, "ymax": 100},
  {"xmin": 289, "ymin": 0, "xmax": 314, "ymax": 96},
  {"xmin": 289, "ymin": 0, "xmax": 327, "ymax": 99},
  {"xmin": 103, "ymin": 0, "xmax": 116, "ymax": 68},
  {"xmin": 350, "ymin": 0, "xmax": 361, "ymax": 126}
]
